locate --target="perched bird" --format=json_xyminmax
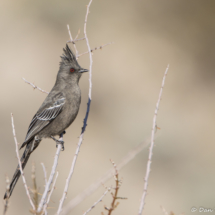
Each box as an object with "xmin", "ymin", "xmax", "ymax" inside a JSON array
[{"xmin": 4, "ymin": 44, "xmax": 88, "ymax": 199}]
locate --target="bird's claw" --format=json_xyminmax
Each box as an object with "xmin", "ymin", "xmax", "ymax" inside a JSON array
[
  {"xmin": 51, "ymin": 136, "xmax": 65, "ymax": 151},
  {"xmin": 56, "ymin": 140, "xmax": 65, "ymax": 151}
]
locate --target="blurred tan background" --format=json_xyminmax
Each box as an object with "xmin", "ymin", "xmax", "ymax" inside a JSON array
[{"xmin": 1, "ymin": 0, "xmax": 215, "ymax": 214}]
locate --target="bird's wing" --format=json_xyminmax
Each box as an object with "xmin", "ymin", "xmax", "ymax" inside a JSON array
[{"xmin": 20, "ymin": 97, "xmax": 65, "ymax": 149}]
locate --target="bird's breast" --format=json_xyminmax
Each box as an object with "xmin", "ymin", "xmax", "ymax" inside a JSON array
[{"xmin": 60, "ymin": 85, "xmax": 81, "ymax": 127}]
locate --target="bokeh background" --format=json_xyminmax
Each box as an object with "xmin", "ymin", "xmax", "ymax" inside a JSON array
[{"xmin": 1, "ymin": 0, "xmax": 215, "ymax": 214}]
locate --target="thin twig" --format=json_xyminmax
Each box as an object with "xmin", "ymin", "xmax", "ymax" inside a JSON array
[
  {"xmin": 31, "ymin": 162, "xmax": 39, "ymax": 210},
  {"xmin": 83, "ymin": 189, "xmax": 109, "ymax": 215},
  {"xmin": 67, "ymin": 37, "xmax": 86, "ymax": 44},
  {"xmin": 56, "ymin": 1, "xmax": 94, "ymax": 214},
  {"xmin": 43, "ymin": 171, "xmax": 59, "ymax": 215},
  {"xmin": 41, "ymin": 163, "xmax": 48, "ymax": 186},
  {"xmin": 78, "ymin": 42, "xmax": 113, "ymax": 58},
  {"xmin": 105, "ymin": 161, "xmax": 124, "ymax": 215},
  {"xmin": 107, "ymin": 177, "xmax": 119, "ymax": 215},
  {"xmin": 68, "ymin": 37, "xmax": 86, "ymax": 43},
  {"xmin": 3, "ymin": 175, "xmax": 10, "ymax": 215},
  {"xmin": 60, "ymin": 139, "xmax": 150, "ymax": 215},
  {"xmin": 138, "ymin": 65, "xmax": 169, "ymax": 215},
  {"xmin": 11, "ymin": 113, "xmax": 36, "ymax": 212},
  {"xmin": 22, "ymin": 78, "xmax": 49, "ymax": 94},
  {"xmin": 56, "ymin": 133, "xmax": 83, "ymax": 215},
  {"xmin": 84, "ymin": 0, "xmax": 93, "ymax": 100},
  {"xmin": 74, "ymin": 29, "xmax": 81, "ymax": 40},
  {"xmin": 107, "ymin": 174, "xmax": 119, "ymax": 215},
  {"xmin": 37, "ymin": 138, "xmax": 63, "ymax": 213},
  {"xmin": 67, "ymin": 24, "xmax": 79, "ymax": 57}
]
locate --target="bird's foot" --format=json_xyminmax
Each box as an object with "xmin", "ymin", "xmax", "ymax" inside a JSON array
[
  {"xmin": 51, "ymin": 136, "xmax": 65, "ymax": 151},
  {"xmin": 57, "ymin": 139, "xmax": 65, "ymax": 151}
]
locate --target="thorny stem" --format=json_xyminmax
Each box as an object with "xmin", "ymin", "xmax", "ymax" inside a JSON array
[{"xmin": 107, "ymin": 174, "xmax": 119, "ymax": 215}]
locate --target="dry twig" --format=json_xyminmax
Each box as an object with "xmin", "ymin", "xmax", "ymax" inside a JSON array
[
  {"xmin": 37, "ymin": 137, "xmax": 63, "ymax": 213},
  {"xmin": 83, "ymin": 0, "xmax": 93, "ymax": 100},
  {"xmin": 68, "ymin": 37, "xmax": 86, "ymax": 44},
  {"xmin": 78, "ymin": 42, "xmax": 113, "ymax": 58},
  {"xmin": 41, "ymin": 163, "xmax": 48, "ymax": 186},
  {"xmin": 104, "ymin": 161, "xmax": 126, "ymax": 215},
  {"xmin": 22, "ymin": 78, "xmax": 49, "ymax": 94},
  {"xmin": 11, "ymin": 113, "xmax": 36, "ymax": 212},
  {"xmin": 107, "ymin": 175, "xmax": 119, "ymax": 214},
  {"xmin": 42, "ymin": 171, "xmax": 59, "ymax": 215},
  {"xmin": 138, "ymin": 65, "xmax": 169, "ymax": 215},
  {"xmin": 83, "ymin": 189, "xmax": 109, "ymax": 215},
  {"xmin": 74, "ymin": 29, "xmax": 81, "ymax": 40},
  {"xmin": 67, "ymin": 28, "xmax": 85, "ymax": 44},
  {"xmin": 67, "ymin": 25, "xmax": 79, "ymax": 57},
  {"xmin": 31, "ymin": 162, "xmax": 39, "ymax": 210}
]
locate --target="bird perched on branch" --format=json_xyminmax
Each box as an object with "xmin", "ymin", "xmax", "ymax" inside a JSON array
[{"xmin": 4, "ymin": 44, "xmax": 88, "ymax": 199}]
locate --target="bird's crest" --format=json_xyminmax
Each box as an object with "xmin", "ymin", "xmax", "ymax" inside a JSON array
[{"xmin": 60, "ymin": 44, "xmax": 80, "ymax": 67}]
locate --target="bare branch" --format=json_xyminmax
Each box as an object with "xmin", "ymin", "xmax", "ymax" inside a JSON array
[
  {"xmin": 43, "ymin": 171, "xmax": 59, "ymax": 215},
  {"xmin": 41, "ymin": 163, "xmax": 48, "ymax": 186},
  {"xmin": 56, "ymin": 1, "xmax": 94, "ymax": 214},
  {"xmin": 67, "ymin": 37, "xmax": 86, "ymax": 44},
  {"xmin": 74, "ymin": 29, "xmax": 81, "ymax": 40},
  {"xmin": 60, "ymin": 139, "xmax": 150, "ymax": 215},
  {"xmin": 83, "ymin": 189, "xmax": 109, "ymax": 215},
  {"xmin": 37, "ymin": 137, "xmax": 63, "ymax": 213},
  {"xmin": 22, "ymin": 78, "xmax": 49, "ymax": 94},
  {"xmin": 107, "ymin": 172, "xmax": 119, "ymax": 215},
  {"xmin": 84, "ymin": 0, "xmax": 93, "ymax": 100},
  {"xmin": 105, "ymin": 161, "xmax": 126, "ymax": 215},
  {"xmin": 11, "ymin": 113, "xmax": 36, "ymax": 212},
  {"xmin": 78, "ymin": 42, "xmax": 113, "ymax": 58},
  {"xmin": 68, "ymin": 37, "xmax": 86, "ymax": 43},
  {"xmin": 67, "ymin": 24, "xmax": 79, "ymax": 57},
  {"xmin": 31, "ymin": 162, "xmax": 39, "ymax": 210},
  {"xmin": 57, "ymin": 133, "xmax": 84, "ymax": 214},
  {"xmin": 138, "ymin": 65, "xmax": 169, "ymax": 215}
]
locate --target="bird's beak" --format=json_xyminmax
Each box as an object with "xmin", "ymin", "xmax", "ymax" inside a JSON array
[{"xmin": 79, "ymin": 68, "xmax": 89, "ymax": 73}]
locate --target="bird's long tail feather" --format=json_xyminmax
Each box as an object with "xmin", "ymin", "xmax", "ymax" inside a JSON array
[{"xmin": 4, "ymin": 141, "xmax": 34, "ymax": 199}]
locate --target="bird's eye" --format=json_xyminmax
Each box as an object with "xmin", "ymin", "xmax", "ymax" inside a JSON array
[{"xmin": 70, "ymin": 68, "xmax": 75, "ymax": 72}]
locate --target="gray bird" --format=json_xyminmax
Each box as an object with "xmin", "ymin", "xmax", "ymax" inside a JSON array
[{"xmin": 4, "ymin": 44, "xmax": 88, "ymax": 199}]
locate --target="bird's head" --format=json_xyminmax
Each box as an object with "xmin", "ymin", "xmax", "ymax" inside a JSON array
[{"xmin": 58, "ymin": 44, "xmax": 88, "ymax": 83}]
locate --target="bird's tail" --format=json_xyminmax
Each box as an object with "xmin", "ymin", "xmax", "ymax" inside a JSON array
[{"xmin": 4, "ymin": 140, "xmax": 36, "ymax": 199}]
